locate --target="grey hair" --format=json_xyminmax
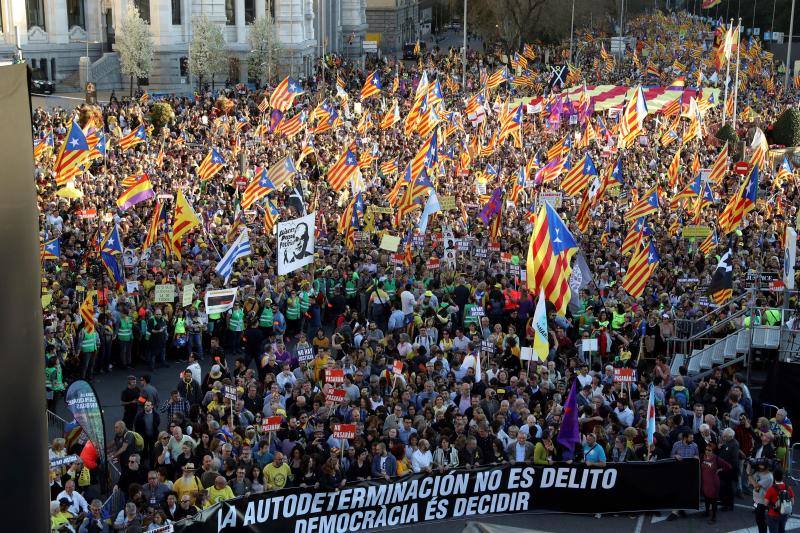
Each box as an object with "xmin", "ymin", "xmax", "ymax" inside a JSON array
[
  {"xmin": 699, "ymin": 424, "xmax": 710, "ymax": 432},
  {"xmin": 721, "ymin": 428, "xmax": 735, "ymax": 440}
]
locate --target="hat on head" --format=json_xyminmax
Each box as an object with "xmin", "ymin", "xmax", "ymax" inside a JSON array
[
  {"xmin": 210, "ymin": 365, "xmax": 222, "ymax": 379},
  {"xmin": 425, "ymin": 290, "xmax": 433, "ymax": 297},
  {"xmin": 58, "ymin": 497, "xmax": 70, "ymax": 505},
  {"xmin": 183, "ymin": 463, "xmax": 196, "ymax": 471}
]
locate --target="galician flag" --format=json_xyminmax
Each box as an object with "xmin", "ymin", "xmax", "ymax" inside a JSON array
[{"xmin": 532, "ymin": 289, "xmax": 549, "ymax": 362}]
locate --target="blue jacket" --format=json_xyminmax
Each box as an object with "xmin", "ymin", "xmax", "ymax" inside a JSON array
[{"xmin": 371, "ymin": 453, "xmax": 397, "ymax": 478}]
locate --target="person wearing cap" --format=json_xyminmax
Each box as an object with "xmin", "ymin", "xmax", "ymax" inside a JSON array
[
  {"xmin": 51, "ymin": 498, "xmax": 76, "ymax": 531},
  {"xmin": 56, "ymin": 478, "xmax": 89, "ymax": 516},
  {"xmin": 172, "ymin": 463, "xmax": 203, "ymax": 506}
]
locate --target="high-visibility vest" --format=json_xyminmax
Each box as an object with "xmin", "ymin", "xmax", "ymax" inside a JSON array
[
  {"xmin": 259, "ymin": 307, "xmax": 273, "ymax": 327},
  {"xmin": 81, "ymin": 331, "xmax": 99, "ymax": 352},
  {"xmin": 345, "ymin": 280, "xmax": 357, "ymax": 298},
  {"xmin": 118, "ymin": 316, "xmax": 133, "ymax": 342},
  {"xmin": 299, "ymin": 291, "xmax": 310, "ymax": 312},
  {"xmin": 286, "ymin": 297, "xmax": 301, "ymax": 320},
  {"xmin": 174, "ymin": 317, "xmax": 186, "ymax": 335},
  {"xmin": 228, "ymin": 308, "xmax": 244, "ymax": 331}
]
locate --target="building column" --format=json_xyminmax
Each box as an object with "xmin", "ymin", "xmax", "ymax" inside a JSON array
[
  {"xmin": 47, "ymin": 0, "xmax": 70, "ymax": 43},
  {"xmin": 235, "ymin": 0, "xmax": 245, "ymax": 42},
  {"xmin": 6, "ymin": 0, "xmax": 29, "ymax": 46}
]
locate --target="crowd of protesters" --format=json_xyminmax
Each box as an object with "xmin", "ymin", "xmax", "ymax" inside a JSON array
[{"xmin": 41, "ymin": 10, "xmax": 798, "ymax": 533}]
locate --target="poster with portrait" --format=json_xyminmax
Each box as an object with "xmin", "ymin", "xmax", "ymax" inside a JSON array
[{"xmin": 277, "ymin": 212, "xmax": 316, "ymax": 275}]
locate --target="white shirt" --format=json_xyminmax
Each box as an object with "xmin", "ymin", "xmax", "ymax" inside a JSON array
[
  {"xmin": 400, "ymin": 290, "xmax": 416, "ymax": 314},
  {"xmin": 56, "ymin": 489, "xmax": 88, "ymax": 515},
  {"xmin": 410, "ymin": 449, "xmax": 433, "ymax": 473},
  {"xmin": 614, "ymin": 406, "xmax": 634, "ymax": 427},
  {"xmin": 452, "ymin": 335, "xmax": 470, "ymax": 352}
]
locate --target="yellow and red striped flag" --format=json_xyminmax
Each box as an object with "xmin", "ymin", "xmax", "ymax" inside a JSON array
[
  {"xmin": 54, "ymin": 120, "xmax": 89, "ymax": 186},
  {"xmin": 118, "ymin": 125, "xmax": 147, "ymax": 151},
  {"xmin": 360, "ymin": 70, "xmax": 382, "ymax": 101},
  {"xmin": 80, "ymin": 294, "xmax": 95, "ymax": 334},
  {"xmin": 197, "ymin": 148, "xmax": 225, "ymax": 181},
  {"xmin": 270, "ymin": 76, "xmax": 304, "ymax": 111},
  {"xmin": 326, "ymin": 149, "xmax": 359, "ymax": 191},
  {"xmin": 622, "ymin": 241, "xmax": 660, "ymax": 299}
]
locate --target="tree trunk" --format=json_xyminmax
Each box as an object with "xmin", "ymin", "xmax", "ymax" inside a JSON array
[{"xmin": 130, "ymin": 74, "xmax": 134, "ymax": 97}]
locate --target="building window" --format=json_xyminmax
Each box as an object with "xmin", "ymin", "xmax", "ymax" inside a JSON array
[
  {"xmin": 226, "ymin": 0, "xmax": 235, "ymax": 25},
  {"xmin": 179, "ymin": 57, "xmax": 189, "ymax": 77},
  {"xmin": 245, "ymin": 0, "xmax": 255, "ymax": 24},
  {"xmin": 171, "ymin": 0, "xmax": 181, "ymax": 25},
  {"xmin": 26, "ymin": 0, "xmax": 46, "ymax": 28},
  {"xmin": 134, "ymin": 0, "xmax": 150, "ymax": 24},
  {"xmin": 67, "ymin": 0, "xmax": 85, "ymax": 29}
]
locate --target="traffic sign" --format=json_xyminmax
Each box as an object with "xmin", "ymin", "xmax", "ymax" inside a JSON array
[{"xmin": 734, "ymin": 162, "xmax": 750, "ymax": 175}]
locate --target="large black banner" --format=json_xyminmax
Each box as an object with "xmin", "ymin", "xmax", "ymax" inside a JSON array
[{"xmin": 174, "ymin": 460, "xmax": 699, "ymax": 533}]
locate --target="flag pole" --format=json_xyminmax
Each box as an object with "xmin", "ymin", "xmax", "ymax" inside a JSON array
[
  {"xmin": 721, "ymin": 19, "xmax": 733, "ymax": 125},
  {"xmin": 732, "ymin": 19, "xmax": 742, "ymax": 130}
]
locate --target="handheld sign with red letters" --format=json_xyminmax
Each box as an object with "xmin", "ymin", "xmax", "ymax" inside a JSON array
[
  {"xmin": 325, "ymin": 388, "xmax": 347, "ymax": 403},
  {"xmin": 392, "ymin": 360, "xmax": 403, "ymax": 375},
  {"xmin": 333, "ymin": 423, "xmax": 356, "ymax": 439},
  {"xmin": 326, "ymin": 368, "xmax": 345, "ymax": 384},
  {"xmin": 426, "ymin": 257, "xmax": 440, "ymax": 270},
  {"xmin": 500, "ymin": 252, "xmax": 512, "ymax": 263},
  {"xmin": 613, "ymin": 368, "xmax": 636, "ymax": 383},
  {"xmin": 260, "ymin": 416, "xmax": 282, "ymax": 433}
]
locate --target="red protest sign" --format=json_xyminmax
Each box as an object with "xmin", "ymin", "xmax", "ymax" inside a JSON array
[
  {"xmin": 488, "ymin": 242, "xmax": 500, "ymax": 252},
  {"xmin": 426, "ymin": 257, "xmax": 440, "ymax": 270},
  {"xmin": 326, "ymin": 368, "xmax": 345, "ymax": 384},
  {"xmin": 333, "ymin": 423, "xmax": 356, "ymax": 439},
  {"xmin": 260, "ymin": 416, "xmax": 282, "ymax": 433},
  {"xmin": 393, "ymin": 360, "xmax": 403, "ymax": 375},
  {"xmin": 325, "ymin": 388, "xmax": 347, "ymax": 403},
  {"xmin": 734, "ymin": 162, "xmax": 750, "ymax": 175},
  {"xmin": 613, "ymin": 368, "xmax": 636, "ymax": 383},
  {"xmin": 500, "ymin": 252, "xmax": 512, "ymax": 263}
]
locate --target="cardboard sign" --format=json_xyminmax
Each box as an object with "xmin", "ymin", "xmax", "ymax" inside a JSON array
[
  {"xmin": 613, "ymin": 368, "xmax": 636, "ymax": 383},
  {"xmin": 393, "ymin": 360, "xmax": 404, "ymax": 375},
  {"xmin": 260, "ymin": 416, "xmax": 282, "ymax": 433},
  {"xmin": 380, "ymin": 234, "xmax": 401, "ymax": 252},
  {"xmin": 181, "ymin": 283, "xmax": 195, "ymax": 307},
  {"xmin": 488, "ymin": 242, "xmax": 500, "ymax": 252},
  {"xmin": 154, "ymin": 284, "xmax": 176, "ymax": 303},
  {"xmin": 500, "ymin": 252, "xmax": 512, "ymax": 263},
  {"xmin": 520, "ymin": 347, "xmax": 534, "ymax": 361},
  {"xmin": 391, "ymin": 253, "xmax": 405, "ymax": 265},
  {"xmin": 439, "ymin": 195, "xmax": 458, "ymax": 211},
  {"xmin": 326, "ymin": 369, "xmax": 345, "ymax": 384},
  {"xmin": 223, "ymin": 385, "xmax": 238, "ymax": 401},
  {"xmin": 368, "ymin": 206, "xmax": 394, "ymax": 215},
  {"xmin": 682, "ymin": 225, "xmax": 712, "ymax": 239},
  {"xmin": 456, "ymin": 239, "xmax": 471, "ymax": 251},
  {"xmin": 426, "ymin": 257, "xmax": 440, "ymax": 270},
  {"xmin": 296, "ymin": 346, "xmax": 315, "ymax": 363},
  {"xmin": 481, "ymin": 340, "xmax": 496, "ymax": 354},
  {"xmin": 475, "ymin": 248, "xmax": 488, "ymax": 259},
  {"xmin": 470, "ymin": 306, "xmax": 485, "ymax": 317},
  {"xmin": 325, "ymin": 388, "xmax": 347, "ymax": 403},
  {"xmin": 333, "ymin": 423, "xmax": 356, "ymax": 439}
]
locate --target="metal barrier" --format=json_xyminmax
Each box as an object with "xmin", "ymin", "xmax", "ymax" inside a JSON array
[
  {"xmin": 101, "ymin": 482, "xmax": 125, "ymax": 522},
  {"xmin": 47, "ymin": 410, "xmax": 67, "ymax": 444}
]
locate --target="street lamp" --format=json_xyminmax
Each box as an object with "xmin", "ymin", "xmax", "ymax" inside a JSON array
[
  {"xmin": 76, "ymin": 39, "xmax": 101, "ymax": 82},
  {"xmin": 569, "ymin": 0, "xmax": 575, "ymax": 63},
  {"xmin": 462, "ymin": 0, "xmax": 467, "ymax": 87},
  {"xmin": 785, "ymin": 0, "xmax": 796, "ymax": 89}
]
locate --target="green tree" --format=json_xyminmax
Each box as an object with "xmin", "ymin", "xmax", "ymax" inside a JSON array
[
  {"xmin": 117, "ymin": 5, "xmax": 153, "ymax": 97},
  {"xmin": 189, "ymin": 14, "xmax": 227, "ymax": 91},
  {"xmin": 248, "ymin": 14, "xmax": 280, "ymax": 85}
]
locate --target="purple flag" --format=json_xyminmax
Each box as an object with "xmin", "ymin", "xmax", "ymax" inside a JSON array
[
  {"xmin": 269, "ymin": 109, "xmax": 284, "ymax": 132},
  {"xmin": 477, "ymin": 188, "xmax": 503, "ymax": 225},
  {"xmin": 557, "ymin": 378, "xmax": 581, "ymax": 459}
]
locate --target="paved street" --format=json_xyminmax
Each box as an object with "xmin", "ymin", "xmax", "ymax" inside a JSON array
[{"xmin": 50, "ymin": 360, "xmax": 791, "ymax": 533}]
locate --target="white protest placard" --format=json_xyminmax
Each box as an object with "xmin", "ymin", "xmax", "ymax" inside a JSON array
[
  {"xmin": 520, "ymin": 347, "xmax": 535, "ymax": 361},
  {"xmin": 277, "ymin": 212, "xmax": 316, "ymax": 275},
  {"xmin": 181, "ymin": 283, "xmax": 195, "ymax": 307},
  {"xmin": 49, "ymin": 454, "xmax": 80, "ymax": 469},
  {"xmin": 125, "ymin": 281, "xmax": 140, "ymax": 294},
  {"xmin": 380, "ymin": 234, "xmax": 401, "ymax": 252},
  {"xmin": 582, "ymin": 338, "xmax": 598, "ymax": 352},
  {"xmin": 470, "ymin": 306, "xmax": 485, "ymax": 318},
  {"xmin": 204, "ymin": 288, "xmax": 238, "ymax": 315},
  {"xmin": 154, "ymin": 284, "xmax": 175, "ymax": 303}
]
